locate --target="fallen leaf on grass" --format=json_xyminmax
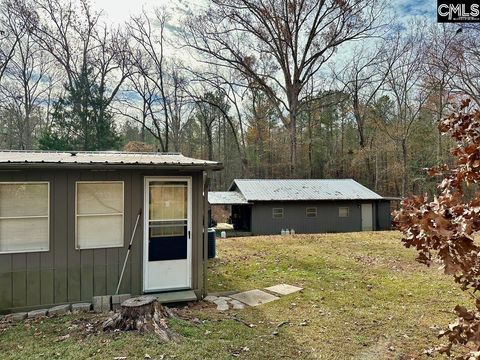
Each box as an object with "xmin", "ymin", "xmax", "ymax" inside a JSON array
[{"xmin": 56, "ymin": 334, "xmax": 70, "ymax": 342}]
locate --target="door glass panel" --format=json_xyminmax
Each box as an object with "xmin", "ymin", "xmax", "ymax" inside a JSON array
[{"xmin": 148, "ymin": 181, "xmax": 188, "ymax": 261}]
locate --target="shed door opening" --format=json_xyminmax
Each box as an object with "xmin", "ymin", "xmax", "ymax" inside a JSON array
[
  {"xmin": 361, "ymin": 203, "xmax": 373, "ymax": 231},
  {"xmin": 143, "ymin": 177, "xmax": 192, "ymax": 292}
]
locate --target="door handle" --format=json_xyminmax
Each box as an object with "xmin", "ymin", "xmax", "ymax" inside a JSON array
[{"xmin": 188, "ymin": 230, "xmax": 191, "ymax": 239}]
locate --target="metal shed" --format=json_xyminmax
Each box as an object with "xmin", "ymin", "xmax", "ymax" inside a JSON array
[
  {"xmin": 209, "ymin": 179, "xmax": 392, "ymax": 235},
  {"xmin": 0, "ymin": 150, "xmax": 222, "ymax": 313}
]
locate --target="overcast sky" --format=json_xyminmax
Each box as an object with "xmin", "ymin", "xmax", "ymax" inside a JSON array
[
  {"xmin": 91, "ymin": 0, "xmax": 204, "ymax": 24},
  {"xmin": 90, "ymin": 0, "xmax": 437, "ymax": 25}
]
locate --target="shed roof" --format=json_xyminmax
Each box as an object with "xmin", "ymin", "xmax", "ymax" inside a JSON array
[
  {"xmin": 228, "ymin": 179, "xmax": 383, "ymax": 202},
  {"xmin": 0, "ymin": 150, "xmax": 222, "ymax": 170},
  {"xmin": 208, "ymin": 191, "xmax": 248, "ymax": 205}
]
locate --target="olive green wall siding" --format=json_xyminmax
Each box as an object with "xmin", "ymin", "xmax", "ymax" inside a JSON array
[{"xmin": 0, "ymin": 169, "xmax": 206, "ymax": 313}]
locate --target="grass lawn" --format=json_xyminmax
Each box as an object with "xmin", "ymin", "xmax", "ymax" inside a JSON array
[{"xmin": 0, "ymin": 231, "xmax": 471, "ymax": 359}]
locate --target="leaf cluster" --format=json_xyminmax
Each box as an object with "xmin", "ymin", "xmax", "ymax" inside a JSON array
[{"xmin": 395, "ymin": 99, "xmax": 480, "ymax": 358}]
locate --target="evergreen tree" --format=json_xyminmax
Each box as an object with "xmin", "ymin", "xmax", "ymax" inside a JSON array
[{"xmin": 39, "ymin": 66, "xmax": 120, "ymax": 151}]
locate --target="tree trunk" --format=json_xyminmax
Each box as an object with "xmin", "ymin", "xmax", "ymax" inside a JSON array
[
  {"xmin": 401, "ymin": 138, "xmax": 408, "ymax": 197},
  {"xmin": 205, "ymin": 123, "xmax": 214, "ymax": 161},
  {"xmin": 103, "ymin": 295, "xmax": 179, "ymax": 342},
  {"xmin": 289, "ymin": 113, "xmax": 297, "ymax": 177}
]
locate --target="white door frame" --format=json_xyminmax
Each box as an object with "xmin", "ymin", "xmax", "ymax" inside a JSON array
[{"xmin": 143, "ymin": 176, "xmax": 193, "ymax": 292}]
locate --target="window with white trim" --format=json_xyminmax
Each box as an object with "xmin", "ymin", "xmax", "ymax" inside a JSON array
[
  {"xmin": 272, "ymin": 208, "xmax": 284, "ymax": 219},
  {"xmin": 338, "ymin": 207, "xmax": 349, "ymax": 217},
  {"xmin": 0, "ymin": 182, "xmax": 49, "ymax": 253},
  {"xmin": 306, "ymin": 207, "xmax": 317, "ymax": 218},
  {"xmin": 76, "ymin": 181, "xmax": 124, "ymax": 249}
]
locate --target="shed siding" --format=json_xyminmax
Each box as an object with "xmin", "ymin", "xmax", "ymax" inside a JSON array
[
  {"xmin": 250, "ymin": 201, "xmax": 388, "ymax": 235},
  {"xmin": 376, "ymin": 200, "xmax": 392, "ymax": 230},
  {"xmin": 0, "ymin": 169, "xmax": 206, "ymax": 313}
]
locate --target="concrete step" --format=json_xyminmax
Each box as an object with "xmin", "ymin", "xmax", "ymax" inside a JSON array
[{"xmin": 148, "ymin": 290, "xmax": 198, "ymax": 304}]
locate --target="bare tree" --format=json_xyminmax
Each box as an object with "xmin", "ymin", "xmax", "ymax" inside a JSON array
[
  {"xmin": 114, "ymin": 65, "xmax": 158, "ymax": 144},
  {"xmin": 423, "ymin": 24, "xmax": 457, "ymax": 163},
  {"xmin": 184, "ymin": 0, "xmax": 385, "ymax": 174},
  {"xmin": 377, "ymin": 24, "xmax": 431, "ymax": 196},
  {"xmin": 333, "ymin": 42, "xmax": 390, "ymax": 186},
  {"xmin": 441, "ymin": 24, "xmax": 480, "ymax": 106},
  {"xmin": 334, "ymin": 43, "xmax": 388, "ymax": 149},
  {"xmin": 116, "ymin": 58, "xmax": 192, "ymax": 153},
  {"xmin": 0, "ymin": 0, "xmax": 57, "ymax": 149},
  {"xmin": 0, "ymin": 0, "xmax": 22, "ymax": 84},
  {"xmin": 126, "ymin": 9, "xmax": 172, "ymax": 152},
  {"xmin": 185, "ymin": 66, "xmax": 248, "ymax": 171},
  {"xmin": 18, "ymin": 0, "xmax": 131, "ymax": 149}
]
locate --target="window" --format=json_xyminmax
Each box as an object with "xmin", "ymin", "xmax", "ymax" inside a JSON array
[
  {"xmin": 0, "ymin": 182, "xmax": 49, "ymax": 253},
  {"xmin": 76, "ymin": 181, "xmax": 124, "ymax": 249},
  {"xmin": 338, "ymin": 207, "xmax": 349, "ymax": 217},
  {"xmin": 272, "ymin": 208, "xmax": 284, "ymax": 219},
  {"xmin": 306, "ymin": 207, "xmax": 317, "ymax": 218},
  {"xmin": 149, "ymin": 181, "xmax": 188, "ymax": 238}
]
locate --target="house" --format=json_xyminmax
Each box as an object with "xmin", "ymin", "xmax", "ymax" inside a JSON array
[
  {"xmin": 209, "ymin": 179, "xmax": 392, "ymax": 235},
  {"xmin": 0, "ymin": 150, "xmax": 222, "ymax": 313}
]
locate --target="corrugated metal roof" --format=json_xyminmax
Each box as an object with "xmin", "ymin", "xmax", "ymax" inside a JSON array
[
  {"xmin": 0, "ymin": 150, "xmax": 222, "ymax": 169},
  {"xmin": 229, "ymin": 179, "xmax": 383, "ymax": 201},
  {"xmin": 208, "ymin": 191, "xmax": 248, "ymax": 205}
]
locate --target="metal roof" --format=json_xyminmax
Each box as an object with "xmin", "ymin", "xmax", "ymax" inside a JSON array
[
  {"xmin": 229, "ymin": 179, "xmax": 384, "ymax": 202},
  {"xmin": 208, "ymin": 191, "xmax": 248, "ymax": 205},
  {"xmin": 0, "ymin": 150, "xmax": 222, "ymax": 170}
]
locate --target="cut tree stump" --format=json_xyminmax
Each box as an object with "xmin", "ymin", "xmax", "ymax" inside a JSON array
[{"xmin": 102, "ymin": 295, "xmax": 179, "ymax": 342}]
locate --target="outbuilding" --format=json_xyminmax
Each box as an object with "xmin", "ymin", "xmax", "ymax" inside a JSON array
[
  {"xmin": 209, "ymin": 179, "xmax": 392, "ymax": 235},
  {"xmin": 0, "ymin": 150, "xmax": 222, "ymax": 313}
]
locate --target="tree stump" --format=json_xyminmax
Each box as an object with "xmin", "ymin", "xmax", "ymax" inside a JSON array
[{"xmin": 102, "ymin": 295, "xmax": 178, "ymax": 342}]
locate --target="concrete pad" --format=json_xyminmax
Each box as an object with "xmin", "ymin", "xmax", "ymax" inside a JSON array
[
  {"xmin": 207, "ymin": 291, "xmax": 239, "ymax": 297},
  {"xmin": 27, "ymin": 309, "xmax": 48, "ymax": 318},
  {"xmin": 265, "ymin": 284, "xmax": 303, "ymax": 296},
  {"xmin": 48, "ymin": 304, "xmax": 71, "ymax": 316},
  {"xmin": 230, "ymin": 289, "xmax": 279, "ymax": 307},
  {"xmin": 204, "ymin": 295, "xmax": 219, "ymax": 303},
  {"xmin": 229, "ymin": 299, "xmax": 246, "ymax": 310},
  {"xmin": 215, "ymin": 300, "xmax": 229, "ymax": 311},
  {"xmin": 154, "ymin": 290, "xmax": 197, "ymax": 304},
  {"xmin": 72, "ymin": 303, "xmax": 92, "ymax": 312},
  {"xmin": 216, "ymin": 296, "xmax": 231, "ymax": 301}
]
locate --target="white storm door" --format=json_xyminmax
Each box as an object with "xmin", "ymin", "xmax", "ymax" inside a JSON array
[
  {"xmin": 143, "ymin": 177, "xmax": 192, "ymax": 292},
  {"xmin": 361, "ymin": 203, "xmax": 373, "ymax": 231}
]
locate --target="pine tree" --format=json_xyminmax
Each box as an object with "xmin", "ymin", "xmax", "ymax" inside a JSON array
[{"xmin": 39, "ymin": 66, "xmax": 120, "ymax": 151}]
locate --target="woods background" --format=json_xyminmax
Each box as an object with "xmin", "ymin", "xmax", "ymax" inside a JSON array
[{"xmin": 0, "ymin": 0, "xmax": 474, "ymax": 196}]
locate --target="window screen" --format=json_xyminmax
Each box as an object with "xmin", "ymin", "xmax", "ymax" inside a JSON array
[
  {"xmin": 272, "ymin": 208, "xmax": 284, "ymax": 219},
  {"xmin": 339, "ymin": 207, "xmax": 349, "ymax": 217},
  {"xmin": 148, "ymin": 181, "xmax": 189, "ymax": 261},
  {"xmin": 306, "ymin": 207, "xmax": 317, "ymax": 217},
  {"xmin": 76, "ymin": 182, "xmax": 124, "ymax": 249},
  {"xmin": 0, "ymin": 182, "xmax": 49, "ymax": 253}
]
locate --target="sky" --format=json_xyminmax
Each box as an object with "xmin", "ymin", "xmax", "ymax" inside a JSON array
[
  {"xmin": 90, "ymin": 0, "xmax": 438, "ymax": 25},
  {"xmin": 91, "ymin": 0, "xmax": 205, "ymax": 24}
]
